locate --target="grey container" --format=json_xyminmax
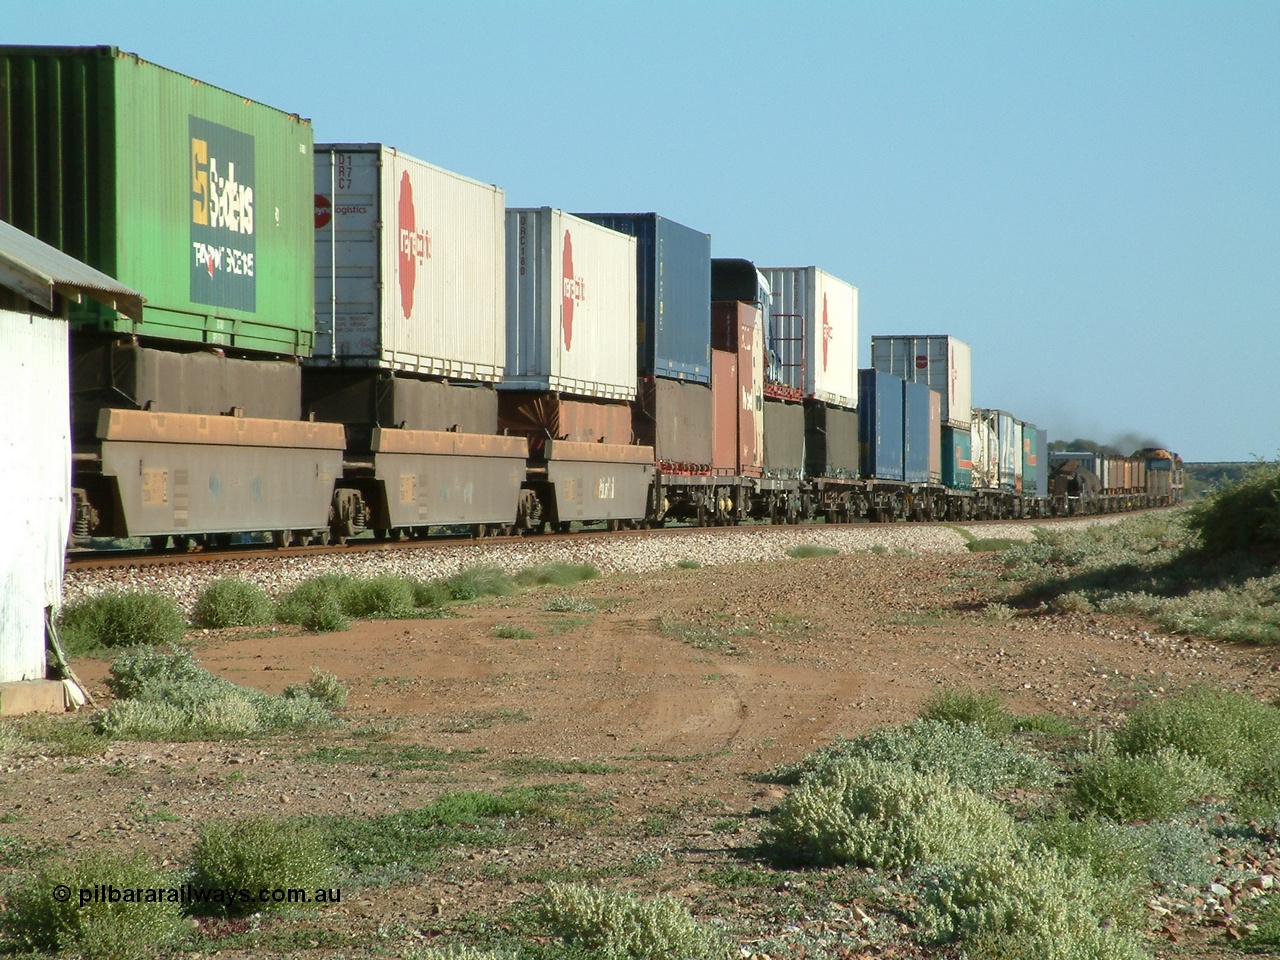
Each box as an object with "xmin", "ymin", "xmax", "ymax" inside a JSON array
[
  {"xmin": 763, "ymin": 399, "xmax": 805, "ymax": 478},
  {"xmin": 803, "ymin": 402, "xmax": 859, "ymax": 478},
  {"xmin": 576, "ymin": 213, "xmax": 711, "ymax": 383},
  {"xmin": 302, "ymin": 368, "xmax": 498, "ymax": 453},
  {"xmin": 632, "ymin": 377, "xmax": 713, "ymax": 468},
  {"xmin": 870, "ymin": 335, "xmax": 972, "ymax": 428},
  {"xmin": 70, "ymin": 336, "xmax": 300, "ymax": 444}
]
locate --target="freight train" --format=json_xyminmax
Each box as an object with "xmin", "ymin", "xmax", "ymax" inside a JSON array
[{"xmin": 0, "ymin": 46, "xmax": 1183, "ymax": 552}]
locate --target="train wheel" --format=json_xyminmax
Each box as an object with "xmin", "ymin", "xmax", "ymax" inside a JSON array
[{"xmin": 272, "ymin": 530, "xmax": 292, "ymax": 548}]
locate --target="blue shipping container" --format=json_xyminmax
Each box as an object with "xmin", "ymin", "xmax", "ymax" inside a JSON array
[
  {"xmin": 902, "ymin": 380, "xmax": 931, "ymax": 483},
  {"xmin": 858, "ymin": 369, "xmax": 904, "ymax": 480},
  {"xmin": 576, "ymin": 213, "xmax": 711, "ymax": 383},
  {"xmin": 942, "ymin": 424, "xmax": 973, "ymax": 490}
]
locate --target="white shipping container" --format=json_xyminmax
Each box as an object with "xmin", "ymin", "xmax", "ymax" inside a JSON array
[
  {"xmin": 869, "ymin": 335, "xmax": 972, "ymax": 428},
  {"xmin": 762, "ymin": 267, "xmax": 858, "ymax": 409},
  {"xmin": 313, "ymin": 144, "xmax": 505, "ymax": 381},
  {"xmin": 971, "ymin": 409, "xmax": 998, "ymax": 490},
  {"xmin": 503, "ymin": 208, "xmax": 638, "ymax": 401},
  {"xmin": 0, "ymin": 310, "xmax": 69, "ymax": 684}
]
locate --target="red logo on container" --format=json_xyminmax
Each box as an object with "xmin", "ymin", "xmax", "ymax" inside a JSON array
[
  {"xmin": 314, "ymin": 194, "xmax": 332, "ymax": 229},
  {"xmin": 915, "ymin": 354, "xmax": 928, "ymax": 370},
  {"xmin": 397, "ymin": 172, "xmax": 431, "ymax": 319},
  {"xmin": 821, "ymin": 293, "xmax": 832, "ymax": 371},
  {"xmin": 561, "ymin": 230, "xmax": 585, "ymax": 350}
]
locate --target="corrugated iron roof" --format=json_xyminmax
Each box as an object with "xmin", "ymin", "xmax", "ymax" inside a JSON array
[{"xmin": 0, "ymin": 218, "xmax": 144, "ymax": 321}]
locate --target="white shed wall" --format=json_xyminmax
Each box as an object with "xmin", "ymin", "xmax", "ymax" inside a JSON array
[{"xmin": 0, "ymin": 310, "xmax": 69, "ymax": 683}]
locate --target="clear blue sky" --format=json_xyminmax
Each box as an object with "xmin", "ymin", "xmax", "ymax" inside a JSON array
[{"xmin": 11, "ymin": 1, "xmax": 1278, "ymax": 461}]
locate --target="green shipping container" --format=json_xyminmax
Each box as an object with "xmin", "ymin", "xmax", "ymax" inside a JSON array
[{"xmin": 0, "ymin": 46, "xmax": 314, "ymax": 354}]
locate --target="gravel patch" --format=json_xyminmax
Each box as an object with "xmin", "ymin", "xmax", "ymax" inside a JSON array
[{"xmin": 62, "ymin": 515, "xmax": 1132, "ymax": 615}]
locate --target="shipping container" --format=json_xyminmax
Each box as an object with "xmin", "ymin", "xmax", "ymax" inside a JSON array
[
  {"xmin": 942, "ymin": 424, "xmax": 973, "ymax": 490},
  {"xmin": 0, "ymin": 46, "xmax": 315, "ymax": 354},
  {"xmin": 804, "ymin": 402, "xmax": 859, "ymax": 478},
  {"xmin": 902, "ymin": 380, "xmax": 931, "ymax": 483},
  {"xmin": 1035, "ymin": 429, "xmax": 1048, "ymax": 498},
  {"xmin": 313, "ymin": 144, "xmax": 505, "ymax": 380},
  {"xmin": 971, "ymin": 409, "xmax": 1020, "ymax": 491},
  {"xmin": 575, "ymin": 213, "xmax": 711, "ymax": 383},
  {"xmin": 71, "ymin": 337, "xmax": 301, "ymax": 443},
  {"xmin": 870, "ymin": 335, "xmax": 972, "ymax": 428},
  {"xmin": 1021, "ymin": 422, "xmax": 1039, "ymax": 498},
  {"xmin": 1, "ymin": 309, "xmax": 69, "ymax": 684},
  {"xmin": 928, "ymin": 390, "xmax": 943, "ymax": 483},
  {"xmin": 711, "ymin": 349, "xmax": 738, "ymax": 473},
  {"xmin": 761, "ymin": 267, "xmax": 858, "ymax": 406},
  {"xmin": 302, "ymin": 369, "xmax": 497, "ymax": 453},
  {"xmin": 711, "ymin": 301, "xmax": 765, "ymax": 477},
  {"xmin": 633, "ymin": 377, "xmax": 713, "ymax": 470},
  {"xmin": 498, "ymin": 392, "xmax": 632, "ymax": 448},
  {"xmin": 763, "ymin": 399, "xmax": 805, "ymax": 478},
  {"xmin": 858, "ymin": 369, "xmax": 904, "ymax": 481},
  {"xmin": 503, "ymin": 208, "xmax": 637, "ymax": 400}
]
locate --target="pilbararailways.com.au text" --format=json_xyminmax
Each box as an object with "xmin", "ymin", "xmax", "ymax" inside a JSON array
[{"xmin": 62, "ymin": 884, "xmax": 341, "ymax": 907}]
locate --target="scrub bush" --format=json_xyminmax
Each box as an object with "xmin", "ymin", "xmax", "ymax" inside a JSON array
[
  {"xmin": 1070, "ymin": 745, "xmax": 1226, "ymax": 822},
  {"xmin": 775, "ymin": 719, "xmax": 1054, "ymax": 793},
  {"xmin": 537, "ymin": 882, "xmax": 731, "ymax": 960},
  {"xmin": 341, "ymin": 575, "xmax": 416, "ymax": 618},
  {"xmin": 275, "ymin": 575, "xmax": 353, "ymax": 632},
  {"xmin": 446, "ymin": 565, "xmax": 514, "ymax": 601},
  {"xmin": 193, "ymin": 578, "xmax": 274, "ymax": 628},
  {"xmin": 189, "ymin": 816, "xmax": 334, "ymax": 916},
  {"xmin": 0, "ymin": 850, "xmax": 186, "ymax": 960},
  {"xmin": 98, "ymin": 646, "xmax": 337, "ymax": 740},
  {"xmin": 920, "ymin": 687, "xmax": 1015, "ymax": 735},
  {"xmin": 58, "ymin": 591, "xmax": 187, "ymax": 652},
  {"xmin": 764, "ymin": 756, "xmax": 1017, "ymax": 868}
]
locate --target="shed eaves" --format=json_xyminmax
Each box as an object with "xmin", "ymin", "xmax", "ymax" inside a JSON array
[{"xmin": 0, "ymin": 218, "xmax": 144, "ymax": 320}]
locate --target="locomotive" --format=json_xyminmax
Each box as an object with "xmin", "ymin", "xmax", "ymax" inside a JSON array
[{"xmin": 0, "ymin": 46, "xmax": 1181, "ymax": 552}]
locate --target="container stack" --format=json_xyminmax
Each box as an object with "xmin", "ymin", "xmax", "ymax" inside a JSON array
[
  {"xmin": 761, "ymin": 267, "xmax": 859, "ymax": 480},
  {"xmin": 871, "ymin": 335, "xmax": 971, "ymax": 488},
  {"xmin": 572, "ymin": 213, "xmax": 712, "ymax": 474},
  {"xmin": 498, "ymin": 208, "xmax": 639, "ymax": 446},
  {"xmin": 710, "ymin": 260, "xmax": 773, "ymax": 481}
]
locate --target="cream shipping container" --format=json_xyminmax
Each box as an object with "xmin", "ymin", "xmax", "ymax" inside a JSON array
[
  {"xmin": 869, "ymin": 334, "xmax": 972, "ymax": 428},
  {"xmin": 313, "ymin": 144, "xmax": 506, "ymax": 381},
  {"xmin": 503, "ymin": 208, "xmax": 638, "ymax": 401},
  {"xmin": 761, "ymin": 267, "xmax": 859, "ymax": 409}
]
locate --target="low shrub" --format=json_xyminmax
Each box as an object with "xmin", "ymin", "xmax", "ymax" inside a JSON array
[
  {"xmin": 788, "ymin": 544, "xmax": 839, "ymax": 558},
  {"xmin": 544, "ymin": 596, "xmax": 598, "ymax": 613},
  {"xmin": 676, "ymin": 559, "xmax": 702, "ymax": 569},
  {"xmin": 1070, "ymin": 745, "xmax": 1226, "ymax": 822},
  {"xmin": 58, "ymin": 591, "xmax": 187, "ymax": 652},
  {"xmin": 98, "ymin": 646, "xmax": 338, "ymax": 740},
  {"xmin": 515, "ymin": 562, "xmax": 600, "ymax": 587},
  {"xmin": 1113, "ymin": 687, "xmax": 1280, "ymax": 782},
  {"xmin": 446, "ymin": 565, "xmax": 514, "ymax": 601},
  {"xmin": 764, "ymin": 756, "xmax": 1017, "ymax": 868},
  {"xmin": 341, "ymin": 575, "xmax": 416, "ymax": 618},
  {"xmin": 192, "ymin": 578, "xmax": 274, "ymax": 628},
  {"xmin": 275, "ymin": 575, "xmax": 353, "ymax": 632},
  {"xmin": 1025, "ymin": 815, "xmax": 1152, "ymax": 885},
  {"xmin": 1137, "ymin": 819, "xmax": 1216, "ymax": 891},
  {"xmin": 283, "ymin": 668, "xmax": 348, "ymax": 710},
  {"xmin": 413, "ymin": 579, "xmax": 453, "ymax": 608},
  {"xmin": 915, "ymin": 851, "xmax": 1146, "ymax": 960},
  {"xmin": 920, "ymin": 687, "xmax": 1015, "ymax": 735},
  {"xmin": 189, "ymin": 816, "xmax": 334, "ymax": 915},
  {"xmin": 493, "ymin": 624, "xmax": 534, "ymax": 639},
  {"xmin": 537, "ymin": 882, "xmax": 731, "ymax": 960},
  {"xmin": 0, "ymin": 850, "xmax": 186, "ymax": 960},
  {"xmin": 776, "ymin": 720, "xmax": 1055, "ymax": 793}
]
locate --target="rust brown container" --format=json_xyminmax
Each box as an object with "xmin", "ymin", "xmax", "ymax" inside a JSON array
[
  {"xmin": 632, "ymin": 377, "xmax": 713, "ymax": 472},
  {"xmin": 711, "ymin": 349, "xmax": 738, "ymax": 473},
  {"xmin": 712, "ymin": 301, "xmax": 765, "ymax": 477},
  {"xmin": 498, "ymin": 392, "xmax": 633, "ymax": 451}
]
